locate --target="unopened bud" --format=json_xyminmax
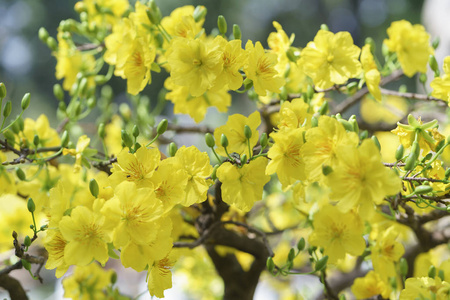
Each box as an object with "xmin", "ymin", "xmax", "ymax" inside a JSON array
[
  {"xmin": 21, "ymin": 93, "xmax": 30, "ymax": 110},
  {"xmin": 38, "ymin": 27, "xmax": 49, "ymax": 43},
  {"xmin": 89, "ymin": 179, "xmax": 99, "ymax": 198},
  {"xmin": 243, "ymin": 78, "xmax": 253, "ymax": 90},
  {"xmin": 314, "ymin": 256, "xmax": 328, "ymax": 272},
  {"xmin": 244, "ymin": 125, "xmax": 252, "ymax": 139},
  {"xmin": 414, "ymin": 185, "xmax": 433, "ymax": 195},
  {"xmin": 318, "ymin": 101, "xmax": 329, "ymax": 115},
  {"xmin": 419, "ymin": 73, "xmax": 427, "ymax": 84},
  {"xmin": 157, "ymin": 119, "xmax": 168, "ymax": 135},
  {"xmin": 395, "ymin": 144, "xmax": 404, "ymax": 161},
  {"xmin": 322, "ymin": 165, "xmax": 333, "ymax": 176},
  {"xmin": 21, "ymin": 259, "xmax": 31, "ymax": 271},
  {"xmin": 46, "ymin": 37, "xmax": 58, "ymax": 51},
  {"xmin": 98, "ymin": 123, "xmax": 105, "ymax": 139},
  {"xmin": 320, "ymin": 24, "xmax": 329, "ymax": 31},
  {"xmin": 211, "ymin": 164, "xmax": 219, "ymax": 181},
  {"xmin": 0, "ymin": 82, "xmax": 6, "ymax": 99},
  {"xmin": 311, "ymin": 116, "xmax": 318, "ymax": 128},
  {"xmin": 24, "ymin": 235, "xmax": 31, "ymax": 247},
  {"xmin": 27, "ymin": 198, "xmax": 35, "ymax": 213},
  {"xmin": 399, "ymin": 258, "xmax": 408, "ymax": 277},
  {"xmin": 61, "ymin": 131, "xmax": 69, "ymax": 147},
  {"xmin": 266, "ymin": 257, "xmax": 275, "ymax": 273},
  {"xmin": 193, "ymin": 6, "xmax": 207, "ymax": 22},
  {"xmin": 232, "ymin": 24, "xmax": 241, "ymax": 40},
  {"xmin": 220, "ymin": 134, "xmax": 229, "ymax": 148},
  {"xmin": 87, "ymin": 97, "xmax": 96, "ymax": 109},
  {"xmin": 287, "ymin": 248, "xmax": 295, "ymax": 262},
  {"xmin": 33, "ymin": 134, "xmax": 40, "ymax": 147},
  {"xmin": 428, "ymin": 265, "xmax": 436, "ymax": 278},
  {"xmin": 429, "ymin": 55, "xmax": 439, "ymax": 72},
  {"xmin": 371, "ymin": 135, "xmax": 381, "ymax": 151},
  {"xmin": 297, "ymin": 237, "xmax": 306, "ymax": 251},
  {"xmin": 205, "ymin": 133, "xmax": 215, "ymax": 148},
  {"xmin": 16, "ymin": 167, "xmax": 26, "ymax": 181},
  {"xmin": 169, "ymin": 142, "xmax": 177, "ymax": 157},
  {"xmin": 365, "ymin": 37, "xmax": 375, "ymax": 53},
  {"xmin": 432, "ymin": 37, "xmax": 440, "ymax": 50},
  {"xmin": 217, "ymin": 15, "xmax": 227, "ymax": 35},
  {"xmin": 121, "ymin": 130, "xmax": 133, "ymax": 148},
  {"xmin": 241, "ymin": 154, "xmax": 247, "ymax": 165},
  {"xmin": 3, "ymin": 101, "xmax": 11, "ymax": 118},
  {"xmin": 260, "ymin": 133, "xmax": 268, "ymax": 148}
]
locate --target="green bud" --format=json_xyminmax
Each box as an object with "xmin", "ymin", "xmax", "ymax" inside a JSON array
[
  {"xmin": 241, "ymin": 153, "xmax": 247, "ymax": 165},
  {"xmin": 286, "ymin": 47, "xmax": 299, "ymax": 62},
  {"xmin": 232, "ymin": 24, "xmax": 241, "ymax": 40},
  {"xmin": 72, "ymin": 101, "xmax": 81, "ymax": 116},
  {"xmin": 371, "ymin": 135, "xmax": 381, "ymax": 151},
  {"xmin": 157, "ymin": 119, "xmax": 168, "ymax": 135},
  {"xmin": 395, "ymin": 144, "xmax": 404, "ymax": 161},
  {"xmin": 15, "ymin": 167, "xmax": 26, "ymax": 181},
  {"xmin": 132, "ymin": 125, "xmax": 140, "ymax": 138},
  {"xmin": 314, "ymin": 256, "xmax": 328, "ymax": 272},
  {"xmin": 306, "ymin": 85, "xmax": 314, "ymax": 100},
  {"xmin": 58, "ymin": 101, "xmax": 67, "ymax": 113},
  {"xmin": 365, "ymin": 37, "xmax": 375, "ymax": 53},
  {"xmin": 193, "ymin": 5, "xmax": 207, "ymax": 22},
  {"xmin": 221, "ymin": 134, "xmax": 229, "ymax": 148},
  {"xmin": 414, "ymin": 185, "xmax": 433, "ymax": 195},
  {"xmin": 445, "ymin": 168, "xmax": 450, "ymax": 179},
  {"xmin": 429, "ymin": 55, "xmax": 439, "ymax": 72},
  {"xmin": 121, "ymin": 130, "xmax": 133, "ymax": 148},
  {"xmin": 21, "ymin": 259, "xmax": 31, "ymax": 271},
  {"xmin": 404, "ymin": 152, "xmax": 417, "ymax": 171},
  {"xmin": 10, "ymin": 120, "xmax": 20, "ymax": 134},
  {"xmin": 339, "ymin": 294, "xmax": 347, "ymax": 300},
  {"xmin": 101, "ymin": 85, "xmax": 113, "ymax": 100},
  {"xmin": 0, "ymin": 82, "xmax": 6, "ymax": 99},
  {"xmin": 61, "ymin": 131, "xmax": 69, "ymax": 147},
  {"xmin": 89, "ymin": 179, "xmax": 99, "ymax": 198},
  {"xmin": 297, "ymin": 237, "xmax": 305, "ymax": 251},
  {"xmin": 3, "ymin": 101, "xmax": 11, "ymax": 118},
  {"xmin": 266, "ymin": 257, "xmax": 275, "ymax": 273},
  {"xmin": 87, "ymin": 97, "xmax": 96, "ymax": 109},
  {"xmin": 279, "ymin": 86, "xmax": 288, "ymax": 100},
  {"xmin": 322, "ymin": 165, "xmax": 333, "ymax": 176},
  {"xmin": 346, "ymin": 81, "xmax": 358, "ymax": 94},
  {"xmin": 217, "ymin": 15, "xmax": 227, "ymax": 35},
  {"xmin": 110, "ymin": 272, "xmax": 118, "ymax": 285},
  {"xmin": 411, "ymin": 141, "xmax": 420, "ymax": 158},
  {"xmin": 33, "ymin": 134, "xmax": 40, "ymax": 147},
  {"xmin": 260, "ymin": 133, "xmax": 268, "ymax": 148},
  {"xmin": 243, "ymin": 78, "xmax": 253, "ymax": 90},
  {"xmin": 3, "ymin": 130, "xmax": 15, "ymax": 146},
  {"xmin": 154, "ymin": 33, "xmax": 164, "ymax": 48},
  {"xmin": 318, "ymin": 101, "xmax": 329, "ymax": 115},
  {"xmin": 389, "ymin": 276, "xmax": 397, "ymax": 290},
  {"xmin": 169, "ymin": 142, "xmax": 178, "ymax": 157},
  {"xmin": 287, "ymin": 248, "xmax": 295, "ymax": 262},
  {"xmin": 419, "ymin": 73, "xmax": 427, "ymax": 84},
  {"xmin": 27, "ymin": 198, "xmax": 35, "ymax": 213},
  {"xmin": 17, "ymin": 117, "xmax": 24, "ymax": 132},
  {"xmin": 146, "ymin": 1, "xmax": 161, "ymax": 24},
  {"xmin": 338, "ymin": 119, "xmax": 353, "ymax": 132},
  {"xmin": 381, "ymin": 43, "xmax": 390, "ymax": 57},
  {"xmin": 20, "ymin": 93, "xmax": 30, "ymax": 110},
  {"xmin": 98, "ymin": 123, "xmax": 105, "ymax": 139},
  {"xmin": 205, "ymin": 133, "xmax": 215, "ymax": 148},
  {"xmin": 399, "ymin": 84, "xmax": 408, "ymax": 93},
  {"xmin": 349, "ymin": 118, "xmax": 359, "ymax": 134},
  {"xmin": 211, "ymin": 164, "xmax": 219, "ymax": 181},
  {"xmin": 311, "ymin": 116, "xmax": 318, "ymax": 128},
  {"xmin": 438, "ymin": 269, "xmax": 445, "ymax": 281},
  {"xmin": 244, "ymin": 125, "xmax": 252, "ymax": 139},
  {"xmin": 94, "ymin": 75, "xmax": 107, "ymax": 85},
  {"xmin": 320, "ymin": 24, "xmax": 329, "ymax": 31},
  {"xmin": 134, "ymin": 142, "xmax": 141, "ymax": 151},
  {"xmin": 38, "ymin": 27, "xmax": 49, "ymax": 43},
  {"xmin": 428, "ymin": 265, "xmax": 436, "ymax": 278},
  {"xmin": 46, "ymin": 36, "xmax": 58, "ymax": 51},
  {"xmin": 399, "ymin": 257, "xmax": 408, "ymax": 277},
  {"xmin": 24, "ymin": 235, "xmax": 31, "ymax": 247},
  {"xmin": 432, "ymin": 37, "xmax": 440, "ymax": 50}
]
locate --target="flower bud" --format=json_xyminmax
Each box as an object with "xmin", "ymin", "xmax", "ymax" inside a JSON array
[
  {"xmin": 389, "ymin": 276, "xmax": 397, "ymax": 290},
  {"xmin": 217, "ymin": 15, "xmax": 227, "ymax": 35},
  {"xmin": 241, "ymin": 153, "xmax": 247, "ymax": 165},
  {"xmin": 314, "ymin": 256, "xmax": 328, "ymax": 272},
  {"xmin": 445, "ymin": 168, "xmax": 450, "ymax": 179},
  {"xmin": 193, "ymin": 5, "xmax": 207, "ymax": 22},
  {"xmin": 21, "ymin": 259, "xmax": 31, "ymax": 271},
  {"xmin": 428, "ymin": 265, "xmax": 436, "ymax": 278},
  {"xmin": 429, "ymin": 55, "xmax": 439, "ymax": 72},
  {"xmin": 220, "ymin": 134, "xmax": 229, "ymax": 148},
  {"xmin": 346, "ymin": 81, "xmax": 358, "ymax": 94},
  {"xmin": 349, "ymin": 118, "xmax": 359, "ymax": 134},
  {"xmin": 320, "ymin": 24, "xmax": 329, "ymax": 31},
  {"xmin": 322, "ymin": 165, "xmax": 333, "ymax": 176},
  {"xmin": 297, "ymin": 237, "xmax": 306, "ymax": 251},
  {"xmin": 61, "ymin": 130, "xmax": 69, "ymax": 147},
  {"xmin": 33, "ymin": 134, "xmax": 40, "ymax": 147},
  {"xmin": 432, "ymin": 37, "xmax": 440, "ymax": 50},
  {"xmin": 21, "ymin": 93, "xmax": 30, "ymax": 110},
  {"xmin": 157, "ymin": 119, "xmax": 168, "ymax": 135},
  {"xmin": 89, "ymin": 178, "xmax": 99, "ymax": 198},
  {"xmin": 404, "ymin": 152, "xmax": 417, "ymax": 171},
  {"xmin": 338, "ymin": 119, "xmax": 353, "ymax": 132},
  {"xmin": 3, "ymin": 101, "xmax": 11, "ymax": 118},
  {"xmin": 311, "ymin": 116, "xmax": 318, "ymax": 128},
  {"xmin": 279, "ymin": 86, "xmax": 287, "ymax": 100},
  {"xmin": 399, "ymin": 258, "xmax": 408, "ymax": 277},
  {"xmin": 244, "ymin": 125, "xmax": 252, "ymax": 139},
  {"xmin": 287, "ymin": 248, "xmax": 295, "ymax": 262},
  {"xmin": 411, "ymin": 141, "xmax": 420, "ymax": 158},
  {"xmin": 266, "ymin": 257, "xmax": 275, "ymax": 273},
  {"xmin": 438, "ymin": 270, "xmax": 445, "ymax": 281},
  {"xmin": 98, "ymin": 123, "xmax": 105, "ymax": 139},
  {"xmin": 232, "ymin": 24, "xmax": 241, "ymax": 40},
  {"xmin": 286, "ymin": 47, "xmax": 299, "ymax": 62},
  {"xmin": 58, "ymin": 101, "xmax": 67, "ymax": 113},
  {"xmin": 132, "ymin": 125, "xmax": 140, "ymax": 138},
  {"xmin": 414, "ymin": 185, "xmax": 433, "ymax": 195},
  {"xmin": 306, "ymin": 85, "xmax": 314, "ymax": 101},
  {"xmin": 205, "ymin": 133, "xmax": 215, "ymax": 148},
  {"xmin": 46, "ymin": 37, "xmax": 58, "ymax": 51},
  {"xmin": 169, "ymin": 142, "xmax": 178, "ymax": 157},
  {"xmin": 24, "ymin": 235, "xmax": 31, "ymax": 247},
  {"xmin": 87, "ymin": 97, "xmax": 96, "ymax": 109},
  {"xmin": 365, "ymin": 37, "xmax": 375, "ymax": 54},
  {"xmin": 38, "ymin": 27, "xmax": 49, "ymax": 43},
  {"xmin": 371, "ymin": 135, "xmax": 381, "ymax": 151},
  {"xmin": 243, "ymin": 78, "xmax": 253, "ymax": 90},
  {"xmin": 110, "ymin": 271, "xmax": 118, "ymax": 285},
  {"xmin": 395, "ymin": 144, "xmax": 404, "ymax": 161},
  {"xmin": 0, "ymin": 82, "xmax": 6, "ymax": 99},
  {"xmin": 3, "ymin": 130, "xmax": 15, "ymax": 146},
  {"xmin": 211, "ymin": 164, "xmax": 219, "ymax": 181},
  {"xmin": 16, "ymin": 167, "xmax": 26, "ymax": 181},
  {"xmin": 260, "ymin": 133, "xmax": 268, "ymax": 148},
  {"xmin": 121, "ymin": 130, "xmax": 133, "ymax": 148},
  {"xmin": 318, "ymin": 101, "xmax": 329, "ymax": 115},
  {"xmin": 381, "ymin": 43, "xmax": 390, "ymax": 57},
  {"xmin": 419, "ymin": 73, "xmax": 427, "ymax": 84},
  {"xmin": 27, "ymin": 198, "xmax": 35, "ymax": 213}
]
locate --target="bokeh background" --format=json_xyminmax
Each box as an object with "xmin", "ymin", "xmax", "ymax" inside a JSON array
[{"xmin": 0, "ymin": 0, "xmax": 447, "ymax": 299}]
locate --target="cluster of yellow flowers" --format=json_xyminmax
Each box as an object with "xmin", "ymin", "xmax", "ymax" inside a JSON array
[{"xmin": 2, "ymin": 0, "xmax": 450, "ymax": 299}]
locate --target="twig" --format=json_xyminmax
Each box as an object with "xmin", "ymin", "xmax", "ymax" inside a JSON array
[
  {"xmin": 167, "ymin": 123, "xmax": 213, "ymax": 134},
  {"xmin": 380, "ymin": 88, "xmax": 447, "ymax": 106}
]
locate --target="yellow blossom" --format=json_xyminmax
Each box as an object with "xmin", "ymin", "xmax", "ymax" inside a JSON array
[
  {"xmin": 384, "ymin": 20, "xmax": 433, "ymax": 77},
  {"xmin": 351, "ymin": 271, "xmax": 391, "ymax": 299},
  {"xmin": 267, "ymin": 21, "xmax": 293, "ymax": 74},
  {"xmin": 277, "ymin": 98, "xmax": 312, "ymax": 130},
  {"xmin": 244, "ymin": 40, "xmax": 285, "ymax": 96},
  {"xmin": 361, "ymin": 44, "xmax": 381, "ymax": 101},
  {"xmin": 400, "ymin": 277, "xmax": 450, "ymax": 300},
  {"xmin": 161, "ymin": 6, "xmax": 205, "ymax": 40},
  {"xmin": 309, "ymin": 204, "xmax": 366, "ymax": 263},
  {"xmin": 217, "ymin": 157, "xmax": 270, "ymax": 212},
  {"xmin": 147, "ymin": 251, "xmax": 179, "ymax": 298},
  {"xmin": 44, "ymin": 229, "xmax": 69, "ymax": 278},
  {"xmin": 431, "ymin": 56, "xmax": 450, "ymax": 102},
  {"xmin": 300, "ymin": 29, "xmax": 362, "ymax": 89},
  {"xmin": 20, "ymin": 114, "xmax": 60, "ymax": 148},
  {"xmin": 62, "ymin": 135, "xmax": 91, "ymax": 173},
  {"xmin": 213, "ymin": 36, "xmax": 246, "ymax": 91}
]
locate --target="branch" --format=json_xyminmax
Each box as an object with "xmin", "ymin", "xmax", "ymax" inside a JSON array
[
  {"xmin": 380, "ymin": 88, "xmax": 447, "ymax": 106},
  {"xmin": 167, "ymin": 123, "xmax": 213, "ymax": 134}
]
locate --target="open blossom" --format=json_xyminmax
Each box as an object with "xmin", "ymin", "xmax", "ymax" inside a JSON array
[
  {"xmin": 431, "ymin": 56, "xmax": 450, "ymax": 102},
  {"xmin": 300, "ymin": 29, "xmax": 361, "ymax": 89},
  {"xmin": 384, "ymin": 20, "xmax": 433, "ymax": 77},
  {"xmin": 361, "ymin": 44, "xmax": 381, "ymax": 101}
]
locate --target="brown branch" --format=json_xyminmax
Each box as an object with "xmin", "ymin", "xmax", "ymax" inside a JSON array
[
  {"xmin": 167, "ymin": 123, "xmax": 213, "ymax": 134},
  {"xmin": 380, "ymin": 88, "xmax": 447, "ymax": 106}
]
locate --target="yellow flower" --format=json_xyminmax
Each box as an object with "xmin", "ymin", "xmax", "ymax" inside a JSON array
[
  {"xmin": 161, "ymin": 6, "xmax": 205, "ymax": 40},
  {"xmin": 217, "ymin": 157, "xmax": 270, "ymax": 212},
  {"xmin": 101, "ymin": 181, "xmax": 163, "ymax": 248},
  {"xmin": 20, "ymin": 114, "xmax": 60, "ymax": 148},
  {"xmin": 370, "ymin": 227, "xmax": 405, "ymax": 281},
  {"xmin": 165, "ymin": 77, "xmax": 231, "ymax": 123},
  {"xmin": 213, "ymin": 36, "xmax": 246, "ymax": 91},
  {"xmin": 44, "ymin": 229, "xmax": 69, "ymax": 278},
  {"xmin": 59, "ymin": 206, "xmax": 112, "ymax": 266},
  {"xmin": 109, "ymin": 146, "xmax": 160, "ymax": 188},
  {"xmin": 244, "ymin": 40, "xmax": 285, "ymax": 96},
  {"xmin": 0, "ymin": 194, "xmax": 29, "ymax": 252},
  {"xmin": 326, "ymin": 139, "xmax": 401, "ymax": 215},
  {"xmin": 431, "ymin": 56, "xmax": 450, "ymax": 102},
  {"xmin": 76, "ymin": 0, "xmax": 128, "ymax": 27},
  {"xmin": 62, "ymin": 135, "xmax": 91, "ymax": 173},
  {"xmin": 351, "ymin": 271, "xmax": 391, "ymax": 299},
  {"xmin": 308, "ymin": 204, "xmax": 366, "ymax": 263},
  {"xmin": 62, "ymin": 263, "xmax": 115, "ymax": 300},
  {"xmin": 301, "ymin": 116, "xmax": 359, "ymax": 182},
  {"xmin": 360, "ymin": 95, "xmax": 408, "ymax": 125},
  {"xmin": 300, "ymin": 29, "xmax": 362, "ymax": 89},
  {"xmin": 174, "ymin": 146, "xmax": 213, "ymax": 206},
  {"xmin": 213, "ymin": 111, "xmax": 261, "ymax": 157},
  {"xmin": 266, "ymin": 128, "xmax": 306, "ymax": 186},
  {"xmin": 277, "ymin": 98, "xmax": 312, "ymax": 130},
  {"xmin": 400, "ymin": 277, "xmax": 450, "ymax": 300},
  {"xmin": 167, "ymin": 37, "xmax": 223, "ymax": 97},
  {"xmin": 147, "ymin": 250, "xmax": 179, "ymax": 298},
  {"xmin": 267, "ymin": 21, "xmax": 293, "ymax": 74},
  {"xmin": 361, "ymin": 44, "xmax": 381, "ymax": 101},
  {"xmin": 384, "ymin": 20, "xmax": 433, "ymax": 77}
]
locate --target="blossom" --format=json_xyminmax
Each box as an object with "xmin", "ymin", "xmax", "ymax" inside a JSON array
[
  {"xmin": 351, "ymin": 271, "xmax": 391, "ymax": 299},
  {"xmin": 361, "ymin": 44, "xmax": 381, "ymax": 101},
  {"xmin": 300, "ymin": 29, "xmax": 361, "ymax": 89},
  {"xmin": 62, "ymin": 135, "xmax": 91, "ymax": 173},
  {"xmin": 431, "ymin": 56, "xmax": 450, "ymax": 102},
  {"xmin": 44, "ymin": 230, "xmax": 69, "ymax": 278},
  {"xmin": 212, "ymin": 36, "xmax": 246, "ymax": 90},
  {"xmin": 21, "ymin": 114, "xmax": 61, "ymax": 148},
  {"xmin": 244, "ymin": 40, "xmax": 285, "ymax": 96},
  {"xmin": 400, "ymin": 277, "xmax": 450, "ymax": 300},
  {"xmin": 308, "ymin": 204, "xmax": 366, "ymax": 263},
  {"xmin": 59, "ymin": 206, "xmax": 112, "ymax": 266},
  {"xmin": 384, "ymin": 20, "xmax": 433, "ymax": 77},
  {"xmin": 276, "ymin": 98, "xmax": 312, "ymax": 130},
  {"xmin": 267, "ymin": 21, "xmax": 293, "ymax": 74},
  {"xmin": 147, "ymin": 251, "xmax": 179, "ymax": 298},
  {"xmin": 217, "ymin": 157, "xmax": 270, "ymax": 212}
]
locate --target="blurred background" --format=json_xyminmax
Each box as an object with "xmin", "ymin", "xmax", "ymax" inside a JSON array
[{"xmin": 0, "ymin": 0, "xmax": 446, "ymax": 299}]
